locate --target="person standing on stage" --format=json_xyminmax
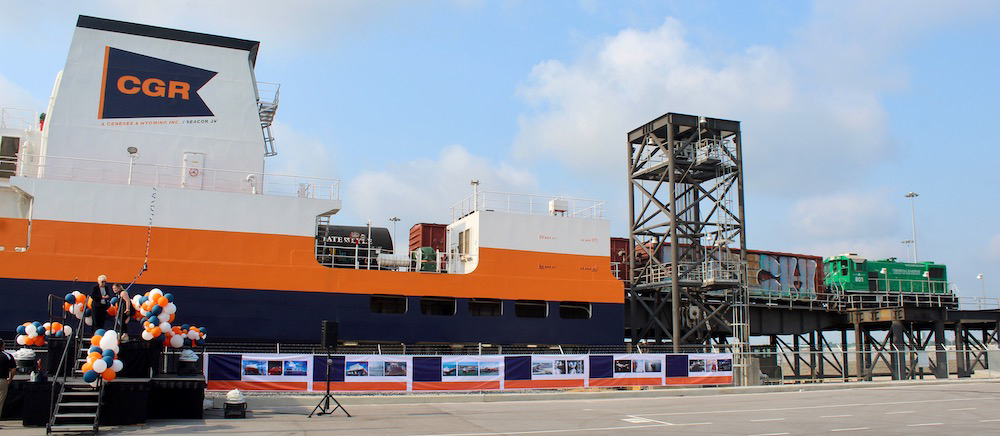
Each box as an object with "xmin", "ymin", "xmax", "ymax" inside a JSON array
[
  {"xmin": 112, "ymin": 283, "xmax": 131, "ymax": 331},
  {"xmin": 90, "ymin": 275, "xmax": 112, "ymax": 330},
  {"xmin": 0, "ymin": 341, "xmax": 15, "ymax": 417}
]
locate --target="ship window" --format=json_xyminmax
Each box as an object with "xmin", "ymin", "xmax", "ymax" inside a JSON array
[
  {"xmin": 514, "ymin": 300, "xmax": 548, "ymax": 318},
  {"xmin": 370, "ymin": 295, "xmax": 407, "ymax": 314},
  {"xmin": 559, "ymin": 302, "xmax": 592, "ymax": 320},
  {"xmin": 420, "ymin": 297, "xmax": 456, "ymax": 316},
  {"xmin": 469, "ymin": 298, "xmax": 502, "ymax": 317}
]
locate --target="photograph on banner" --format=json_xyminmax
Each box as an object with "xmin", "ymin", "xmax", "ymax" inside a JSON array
[
  {"xmin": 240, "ymin": 354, "xmax": 313, "ymax": 382},
  {"xmin": 441, "ymin": 355, "xmax": 503, "ymax": 381},
  {"xmin": 611, "ymin": 354, "xmax": 664, "ymax": 378},
  {"xmin": 530, "ymin": 354, "xmax": 588, "ymax": 379},
  {"xmin": 344, "ymin": 355, "xmax": 412, "ymax": 382},
  {"xmin": 687, "ymin": 353, "xmax": 733, "ymax": 377}
]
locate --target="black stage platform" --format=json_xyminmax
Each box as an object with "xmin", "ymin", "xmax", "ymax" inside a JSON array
[{"xmin": 1, "ymin": 376, "xmax": 206, "ymax": 426}]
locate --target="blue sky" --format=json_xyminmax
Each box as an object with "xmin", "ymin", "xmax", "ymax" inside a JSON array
[{"xmin": 1, "ymin": 0, "xmax": 998, "ymax": 300}]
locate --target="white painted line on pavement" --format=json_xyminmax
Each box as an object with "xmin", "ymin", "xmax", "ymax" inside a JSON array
[
  {"xmin": 884, "ymin": 410, "xmax": 915, "ymax": 414},
  {"xmin": 749, "ymin": 433, "xmax": 789, "ymax": 436},
  {"xmin": 830, "ymin": 428, "xmax": 870, "ymax": 432},
  {"xmin": 641, "ymin": 396, "xmax": 995, "ymax": 417},
  {"xmin": 980, "ymin": 419, "xmax": 1000, "ymax": 423},
  {"xmin": 948, "ymin": 407, "xmax": 976, "ymax": 411},
  {"xmin": 907, "ymin": 423, "xmax": 943, "ymax": 427},
  {"xmin": 625, "ymin": 415, "xmax": 673, "ymax": 426},
  {"xmin": 821, "ymin": 415, "xmax": 853, "ymax": 418},
  {"xmin": 675, "ymin": 422, "xmax": 713, "ymax": 426},
  {"xmin": 751, "ymin": 418, "xmax": 786, "ymax": 422},
  {"xmin": 410, "ymin": 423, "xmax": 671, "ymax": 436}
]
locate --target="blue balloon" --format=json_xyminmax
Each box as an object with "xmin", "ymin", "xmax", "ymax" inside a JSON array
[
  {"xmin": 55, "ymin": 331, "xmax": 65, "ymax": 338},
  {"xmin": 149, "ymin": 315, "xmax": 159, "ymax": 325},
  {"xmin": 89, "ymin": 346, "xmax": 101, "ymax": 353},
  {"xmin": 139, "ymin": 296, "xmax": 148, "ymax": 304},
  {"xmin": 110, "ymin": 297, "xmax": 119, "ymax": 305},
  {"xmin": 16, "ymin": 325, "xmax": 26, "ymax": 335},
  {"xmin": 83, "ymin": 370, "xmax": 98, "ymax": 383},
  {"xmin": 164, "ymin": 293, "xmax": 174, "ymax": 302},
  {"xmin": 103, "ymin": 356, "xmax": 113, "ymax": 367},
  {"xmin": 65, "ymin": 294, "xmax": 75, "ymax": 303},
  {"xmin": 198, "ymin": 327, "xmax": 207, "ymax": 335},
  {"xmin": 154, "ymin": 334, "xmax": 165, "ymax": 342},
  {"xmin": 84, "ymin": 308, "xmax": 92, "ymax": 316},
  {"xmin": 150, "ymin": 305, "xmax": 162, "ymax": 316},
  {"xmin": 103, "ymin": 350, "xmax": 115, "ymax": 358},
  {"xmin": 181, "ymin": 324, "xmax": 190, "ymax": 331},
  {"xmin": 95, "ymin": 329, "xmax": 106, "ymax": 337},
  {"xmin": 32, "ymin": 321, "xmax": 42, "ymax": 327}
]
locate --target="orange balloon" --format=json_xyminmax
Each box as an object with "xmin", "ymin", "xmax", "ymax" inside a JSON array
[
  {"xmin": 91, "ymin": 336, "xmax": 101, "ymax": 346},
  {"xmin": 82, "ymin": 362, "xmax": 93, "ymax": 372},
  {"xmin": 102, "ymin": 370, "xmax": 116, "ymax": 381},
  {"xmin": 75, "ymin": 293, "xmax": 86, "ymax": 303},
  {"xmin": 157, "ymin": 296, "xmax": 168, "ymax": 307},
  {"xmin": 108, "ymin": 306, "xmax": 118, "ymax": 316},
  {"xmin": 88, "ymin": 352, "xmax": 102, "ymax": 360},
  {"xmin": 64, "ymin": 302, "xmax": 71, "ymax": 311},
  {"xmin": 151, "ymin": 327, "xmax": 161, "ymax": 337},
  {"xmin": 52, "ymin": 322, "xmax": 62, "ymax": 331}
]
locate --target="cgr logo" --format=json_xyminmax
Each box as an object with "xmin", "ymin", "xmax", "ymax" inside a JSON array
[{"xmin": 99, "ymin": 47, "xmax": 217, "ymax": 119}]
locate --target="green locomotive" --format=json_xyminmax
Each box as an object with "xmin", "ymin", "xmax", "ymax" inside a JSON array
[{"xmin": 824, "ymin": 254, "xmax": 948, "ymax": 294}]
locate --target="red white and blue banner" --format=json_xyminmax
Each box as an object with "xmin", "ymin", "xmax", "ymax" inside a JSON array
[{"xmin": 204, "ymin": 353, "xmax": 733, "ymax": 392}]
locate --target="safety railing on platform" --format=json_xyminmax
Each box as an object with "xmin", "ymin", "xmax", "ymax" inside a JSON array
[
  {"xmin": 14, "ymin": 153, "xmax": 340, "ymax": 200},
  {"xmin": 314, "ymin": 243, "xmax": 473, "ymax": 274},
  {"xmin": 451, "ymin": 191, "xmax": 606, "ymax": 221},
  {"xmin": 0, "ymin": 107, "xmax": 37, "ymax": 130},
  {"xmin": 754, "ymin": 347, "xmax": 1000, "ymax": 384}
]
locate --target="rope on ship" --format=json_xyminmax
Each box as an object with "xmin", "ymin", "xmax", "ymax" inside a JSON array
[{"xmin": 124, "ymin": 187, "xmax": 157, "ymax": 292}]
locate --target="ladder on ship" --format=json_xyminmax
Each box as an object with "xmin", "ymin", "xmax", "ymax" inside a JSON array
[{"xmin": 258, "ymin": 82, "xmax": 280, "ymax": 157}]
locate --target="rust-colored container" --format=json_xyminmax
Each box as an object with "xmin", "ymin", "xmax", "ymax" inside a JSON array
[{"xmin": 409, "ymin": 223, "xmax": 448, "ymax": 253}]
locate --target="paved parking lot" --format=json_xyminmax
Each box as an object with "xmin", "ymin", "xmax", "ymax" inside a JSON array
[{"xmin": 3, "ymin": 380, "xmax": 1000, "ymax": 434}]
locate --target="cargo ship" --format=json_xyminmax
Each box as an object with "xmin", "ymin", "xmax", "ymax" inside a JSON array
[{"xmin": 0, "ymin": 16, "xmax": 624, "ymax": 344}]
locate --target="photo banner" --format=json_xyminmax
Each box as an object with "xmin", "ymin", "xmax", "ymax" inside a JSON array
[{"xmin": 206, "ymin": 353, "xmax": 734, "ymax": 392}]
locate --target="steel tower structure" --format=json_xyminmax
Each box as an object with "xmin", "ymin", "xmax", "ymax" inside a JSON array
[{"xmin": 626, "ymin": 113, "xmax": 748, "ymax": 360}]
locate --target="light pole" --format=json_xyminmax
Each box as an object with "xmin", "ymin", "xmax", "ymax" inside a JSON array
[
  {"xmin": 389, "ymin": 216, "xmax": 401, "ymax": 254},
  {"xmin": 905, "ymin": 192, "xmax": 918, "ymax": 261},
  {"xmin": 900, "ymin": 240, "xmax": 914, "ymax": 262},
  {"xmin": 979, "ymin": 273, "xmax": 986, "ymax": 310},
  {"xmin": 127, "ymin": 146, "xmax": 139, "ymax": 185}
]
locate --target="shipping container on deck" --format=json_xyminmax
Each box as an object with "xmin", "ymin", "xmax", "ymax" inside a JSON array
[{"xmin": 409, "ymin": 223, "xmax": 448, "ymax": 253}]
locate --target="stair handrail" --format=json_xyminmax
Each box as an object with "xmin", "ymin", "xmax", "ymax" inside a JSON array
[{"xmin": 47, "ymin": 281, "xmax": 87, "ymax": 434}]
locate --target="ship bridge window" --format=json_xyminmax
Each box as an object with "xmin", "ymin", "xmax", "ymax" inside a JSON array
[
  {"xmin": 559, "ymin": 302, "xmax": 592, "ymax": 320},
  {"xmin": 371, "ymin": 295, "xmax": 407, "ymax": 314},
  {"xmin": 469, "ymin": 298, "xmax": 502, "ymax": 317},
  {"xmin": 514, "ymin": 300, "xmax": 548, "ymax": 318},
  {"xmin": 420, "ymin": 297, "xmax": 456, "ymax": 316}
]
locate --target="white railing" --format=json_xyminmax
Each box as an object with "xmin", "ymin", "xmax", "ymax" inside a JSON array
[
  {"xmin": 0, "ymin": 108, "xmax": 37, "ymax": 130},
  {"xmin": 451, "ymin": 191, "xmax": 606, "ymax": 221},
  {"xmin": 256, "ymin": 81, "xmax": 280, "ymax": 109},
  {"xmin": 314, "ymin": 244, "xmax": 473, "ymax": 274},
  {"xmin": 15, "ymin": 153, "xmax": 339, "ymax": 200}
]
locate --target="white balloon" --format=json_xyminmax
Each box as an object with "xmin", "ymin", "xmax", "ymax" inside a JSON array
[
  {"xmin": 108, "ymin": 344, "xmax": 120, "ymax": 355},
  {"xmin": 141, "ymin": 330, "xmax": 153, "ymax": 341},
  {"xmin": 170, "ymin": 335, "xmax": 184, "ymax": 348},
  {"xmin": 16, "ymin": 335, "xmax": 26, "ymax": 345},
  {"xmin": 64, "ymin": 325, "xmax": 73, "ymax": 336},
  {"xmin": 187, "ymin": 330, "xmax": 199, "ymax": 340},
  {"xmin": 163, "ymin": 303, "xmax": 176, "ymax": 315},
  {"xmin": 159, "ymin": 322, "xmax": 171, "ymax": 332},
  {"xmin": 43, "ymin": 322, "xmax": 51, "ymax": 329},
  {"xmin": 100, "ymin": 335, "xmax": 116, "ymax": 350},
  {"xmin": 111, "ymin": 360, "xmax": 124, "ymax": 372},
  {"xmin": 92, "ymin": 359, "xmax": 108, "ymax": 373},
  {"xmin": 26, "ymin": 325, "xmax": 37, "ymax": 336},
  {"xmin": 85, "ymin": 317, "xmax": 93, "ymax": 326},
  {"xmin": 149, "ymin": 288, "xmax": 163, "ymax": 299}
]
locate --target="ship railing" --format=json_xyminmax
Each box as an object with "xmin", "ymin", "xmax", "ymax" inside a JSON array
[
  {"xmin": 0, "ymin": 107, "xmax": 38, "ymax": 130},
  {"xmin": 867, "ymin": 276, "xmax": 949, "ymax": 294},
  {"xmin": 315, "ymin": 243, "xmax": 470, "ymax": 273},
  {"xmin": 958, "ymin": 296, "xmax": 1000, "ymax": 311},
  {"xmin": 0, "ymin": 155, "xmax": 17, "ymax": 178},
  {"xmin": 14, "ymin": 153, "xmax": 340, "ymax": 200},
  {"xmin": 450, "ymin": 190, "xmax": 606, "ymax": 222}
]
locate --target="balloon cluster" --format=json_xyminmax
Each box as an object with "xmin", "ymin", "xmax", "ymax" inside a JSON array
[
  {"xmin": 63, "ymin": 291, "xmax": 94, "ymax": 326},
  {"xmin": 15, "ymin": 321, "xmax": 72, "ymax": 346},
  {"xmin": 81, "ymin": 329, "xmax": 123, "ymax": 385},
  {"xmin": 132, "ymin": 288, "xmax": 207, "ymax": 348}
]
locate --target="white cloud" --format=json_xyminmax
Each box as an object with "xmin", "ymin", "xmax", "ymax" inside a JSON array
[
  {"xmin": 0, "ymin": 74, "xmax": 44, "ymax": 117},
  {"xmin": 512, "ymin": 1, "xmax": 994, "ymax": 195},
  {"xmin": 343, "ymin": 145, "xmax": 537, "ymax": 249},
  {"xmin": 265, "ymin": 121, "xmax": 339, "ymax": 179},
  {"xmin": 792, "ymin": 190, "xmax": 898, "ymax": 240}
]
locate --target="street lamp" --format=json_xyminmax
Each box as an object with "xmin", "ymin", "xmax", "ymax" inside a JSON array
[
  {"xmin": 905, "ymin": 192, "xmax": 918, "ymax": 261},
  {"xmin": 901, "ymin": 240, "xmax": 914, "ymax": 262},
  {"xmin": 979, "ymin": 273, "xmax": 986, "ymax": 310},
  {"xmin": 127, "ymin": 146, "xmax": 139, "ymax": 185},
  {"xmin": 389, "ymin": 216, "xmax": 401, "ymax": 254}
]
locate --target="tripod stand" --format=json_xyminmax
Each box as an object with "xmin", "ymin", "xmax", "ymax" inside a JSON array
[{"xmin": 309, "ymin": 348, "xmax": 351, "ymax": 418}]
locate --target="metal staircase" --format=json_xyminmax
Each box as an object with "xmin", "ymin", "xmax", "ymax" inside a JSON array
[
  {"xmin": 47, "ymin": 324, "xmax": 104, "ymax": 434},
  {"xmin": 257, "ymin": 82, "xmax": 280, "ymax": 157}
]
